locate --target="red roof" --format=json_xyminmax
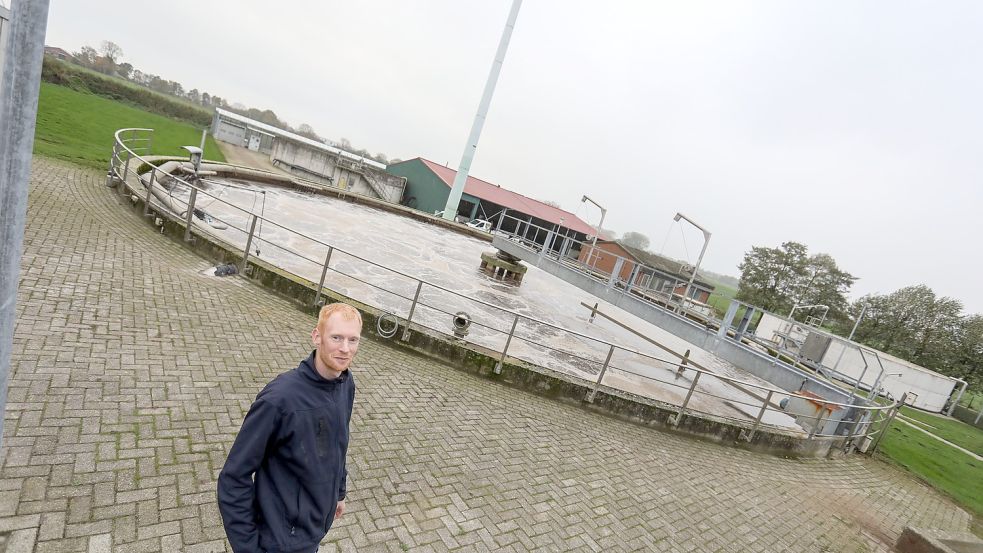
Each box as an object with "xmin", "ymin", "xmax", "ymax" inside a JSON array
[{"xmin": 416, "ymin": 158, "xmax": 597, "ymax": 236}]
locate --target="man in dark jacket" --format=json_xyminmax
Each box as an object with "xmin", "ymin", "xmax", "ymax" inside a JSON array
[{"xmin": 218, "ymin": 303, "xmax": 360, "ymax": 553}]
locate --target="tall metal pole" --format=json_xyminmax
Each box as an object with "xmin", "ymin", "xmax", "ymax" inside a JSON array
[
  {"xmin": 847, "ymin": 302, "xmax": 867, "ymax": 341},
  {"xmin": 0, "ymin": 0, "xmax": 51, "ymax": 450},
  {"xmin": 581, "ymin": 195, "xmax": 606, "ymax": 265},
  {"xmin": 674, "ymin": 213, "xmax": 711, "ymax": 306},
  {"xmin": 442, "ymin": 0, "xmax": 522, "ymax": 222}
]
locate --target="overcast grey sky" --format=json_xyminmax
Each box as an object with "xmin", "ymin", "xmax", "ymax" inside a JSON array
[{"xmin": 44, "ymin": 1, "xmax": 983, "ymax": 314}]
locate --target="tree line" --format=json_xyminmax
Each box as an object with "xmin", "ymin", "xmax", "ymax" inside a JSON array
[
  {"xmin": 67, "ymin": 40, "xmax": 399, "ymax": 165},
  {"xmin": 737, "ymin": 241, "xmax": 981, "ymax": 391}
]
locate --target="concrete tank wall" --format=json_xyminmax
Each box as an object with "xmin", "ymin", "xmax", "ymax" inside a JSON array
[{"xmin": 271, "ymin": 139, "xmax": 405, "ymax": 203}]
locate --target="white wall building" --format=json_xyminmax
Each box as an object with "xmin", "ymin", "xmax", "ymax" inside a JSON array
[
  {"xmin": 210, "ymin": 108, "xmax": 405, "ymax": 203},
  {"xmin": 753, "ymin": 311, "xmax": 963, "ymax": 413}
]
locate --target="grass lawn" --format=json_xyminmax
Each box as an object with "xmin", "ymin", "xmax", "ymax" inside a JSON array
[
  {"xmin": 898, "ymin": 406, "xmax": 983, "ymax": 456},
  {"xmin": 961, "ymin": 390, "xmax": 983, "ymax": 410},
  {"xmin": 706, "ymin": 282, "xmax": 737, "ymax": 316},
  {"xmin": 877, "ymin": 416, "xmax": 983, "ymax": 520},
  {"xmin": 34, "ymin": 82, "xmax": 225, "ymax": 169}
]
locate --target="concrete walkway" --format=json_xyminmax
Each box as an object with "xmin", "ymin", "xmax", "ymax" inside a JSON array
[
  {"xmin": 0, "ymin": 157, "xmax": 973, "ymax": 552},
  {"xmin": 214, "ymin": 142, "xmax": 292, "ymax": 176}
]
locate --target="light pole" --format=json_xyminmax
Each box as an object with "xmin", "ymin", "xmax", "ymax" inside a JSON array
[
  {"xmin": 442, "ymin": 0, "xmax": 523, "ymax": 221},
  {"xmin": 673, "ymin": 212, "xmax": 711, "ymax": 307},
  {"xmin": 581, "ymin": 195, "xmax": 606, "ymax": 266},
  {"xmin": 847, "ymin": 302, "xmax": 867, "ymax": 341}
]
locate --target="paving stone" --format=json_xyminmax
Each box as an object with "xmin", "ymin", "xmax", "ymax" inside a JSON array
[
  {"xmin": 4, "ymin": 527, "xmax": 38, "ymax": 553},
  {"xmin": 85, "ymin": 533, "xmax": 110, "ymax": 553},
  {"xmin": 0, "ymin": 158, "xmax": 974, "ymax": 552}
]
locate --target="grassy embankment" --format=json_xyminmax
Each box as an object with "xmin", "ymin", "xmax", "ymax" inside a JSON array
[
  {"xmin": 41, "ymin": 56, "xmax": 212, "ymax": 126},
  {"xmin": 877, "ymin": 405, "xmax": 982, "ymax": 527},
  {"xmin": 35, "ymin": 58, "xmax": 224, "ymax": 169}
]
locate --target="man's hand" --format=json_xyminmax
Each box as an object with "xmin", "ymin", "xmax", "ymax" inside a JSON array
[{"xmin": 335, "ymin": 499, "xmax": 346, "ymax": 519}]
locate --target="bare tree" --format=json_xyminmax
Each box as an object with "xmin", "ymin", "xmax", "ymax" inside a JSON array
[
  {"xmin": 297, "ymin": 124, "xmax": 321, "ymax": 141},
  {"xmin": 99, "ymin": 40, "xmax": 123, "ymax": 65},
  {"xmin": 116, "ymin": 62, "xmax": 133, "ymax": 79},
  {"xmin": 620, "ymin": 231, "xmax": 650, "ymax": 250},
  {"xmin": 73, "ymin": 46, "xmax": 98, "ymax": 68}
]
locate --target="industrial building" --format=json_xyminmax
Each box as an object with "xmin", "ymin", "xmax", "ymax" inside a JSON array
[
  {"xmin": 210, "ymin": 108, "xmax": 405, "ymax": 203},
  {"xmin": 387, "ymin": 157, "xmax": 597, "ymax": 246}
]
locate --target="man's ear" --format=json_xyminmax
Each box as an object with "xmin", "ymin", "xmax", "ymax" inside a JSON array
[{"xmin": 311, "ymin": 327, "xmax": 319, "ymax": 347}]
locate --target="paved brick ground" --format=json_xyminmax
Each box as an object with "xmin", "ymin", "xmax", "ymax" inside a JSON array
[{"xmin": 0, "ymin": 157, "xmax": 972, "ymax": 552}]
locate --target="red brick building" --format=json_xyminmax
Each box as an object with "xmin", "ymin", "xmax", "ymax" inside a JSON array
[{"xmin": 578, "ymin": 240, "xmax": 715, "ymax": 303}]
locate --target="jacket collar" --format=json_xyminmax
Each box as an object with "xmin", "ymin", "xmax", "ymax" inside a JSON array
[{"xmin": 299, "ymin": 351, "xmax": 349, "ymax": 387}]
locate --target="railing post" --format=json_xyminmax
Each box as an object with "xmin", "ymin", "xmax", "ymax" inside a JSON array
[
  {"xmin": 742, "ymin": 389, "xmax": 774, "ymax": 442},
  {"xmin": 183, "ymin": 187, "xmax": 198, "ymax": 242},
  {"xmin": 672, "ymin": 371, "xmax": 702, "ymax": 427},
  {"xmin": 868, "ymin": 393, "xmax": 906, "ymax": 455},
  {"xmin": 143, "ymin": 167, "xmax": 156, "ymax": 216},
  {"xmin": 675, "ymin": 349, "xmax": 691, "ymax": 375},
  {"xmin": 586, "ymin": 345, "xmax": 616, "ymax": 403},
  {"xmin": 119, "ymin": 148, "xmax": 132, "ymax": 197},
  {"xmin": 494, "ymin": 314, "xmax": 520, "ymax": 374},
  {"xmin": 107, "ymin": 142, "xmax": 119, "ymax": 186},
  {"xmin": 313, "ymin": 246, "xmax": 334, "ymax": 307},
  {"xmin": 809, "ymin": 406, "xmax": 828, "ymax": 439},
  {"xmin": 239, "ymin": 214, "xmax": 258, "ymax": 272},
  {"xmin": 844, "ymin": 408, "xmax": 868, "ymax": 453},
  {"xmin": 401, "ymin": 281, "xmax": 424, "ymax": 341},
  {"xmin": 538, "ymin": 229, "xmax": 552, "ymax": 261}
]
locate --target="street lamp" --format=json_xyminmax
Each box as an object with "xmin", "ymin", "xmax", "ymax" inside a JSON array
[
  {"xmin": 441, "ymin": 0, "xmax": 523, "ymax": 221},
  {"xmin": 673, "ymin": 212, "xmax": 711, "ymax": 308},
  {"xmin": 581, "ymin": 195, "xmax": 607, "ymax": 266}
]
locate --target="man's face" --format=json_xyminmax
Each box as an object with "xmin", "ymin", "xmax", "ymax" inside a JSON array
[{"xmin": 312, "ymin": 312, "xmax": 362, "ymax": 377}]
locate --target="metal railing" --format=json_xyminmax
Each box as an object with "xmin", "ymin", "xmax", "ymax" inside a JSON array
[
  {"xmin": 494, "ymin": 212, "xmax": 720, "ymax": 321},
  {"xmin": 109, "ymin": 128, "xmax": 901, "ymax": 450}
]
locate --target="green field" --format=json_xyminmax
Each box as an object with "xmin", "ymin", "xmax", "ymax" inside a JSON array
[
  {"xmin": 34, "ymin": 82, "xmax": 225, "ymax": 169},
  {"xmin": 898, "ymin": 406, "xmax": 983, "ymax": 456},
  {"xmin": 42, "ymin": 57, "xmax": 212, "ymax": 126},
  {"xmin": 706, "ymin": 281, "xmax": 737, "ymax": 316},
  {"xmin": 961, "ymin": 390, "xmax": 983, "ymax": 410},
  {"xmin": 877, "ymin": 412, "xmax": 983, "ymax": 520}
]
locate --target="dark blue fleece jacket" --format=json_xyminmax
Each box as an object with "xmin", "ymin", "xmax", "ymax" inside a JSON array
[{"xmin": 218, "ymin": 352, "xmax": 355, "ymax": 553}]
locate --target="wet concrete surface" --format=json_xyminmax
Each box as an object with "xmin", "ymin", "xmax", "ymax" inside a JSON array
[{"xmin": 172, "ymin": 176, "xmax": 801, "ymax": 431}]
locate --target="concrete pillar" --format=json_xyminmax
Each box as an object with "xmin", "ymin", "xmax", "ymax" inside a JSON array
[
  {"xmin": 719, "ymin": 301, "xmax": 740, "ymax": 338},
  {"xmin": 608, "ymin": 257, "xmax": 624, "ymax": 289}
]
